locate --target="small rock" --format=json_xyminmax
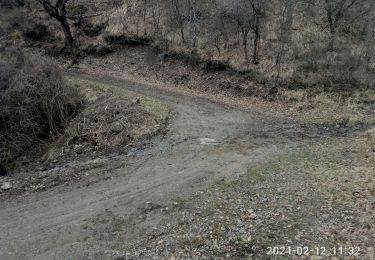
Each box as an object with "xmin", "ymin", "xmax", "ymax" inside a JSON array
[
  {"xmin": 132, "ymin": 97, "xmax": 141, "ymax": 105},
  {"xmin": 39, "ymin": 166, "xmax": 48, "ymax": 172},
  {"xmin": 199, "ymin": 138, "xmax": 219, "ymax": 145},
  {"xmin": 110, "ymin": 122, "xmax": 123, "ymax": 133},
  {"xmin": 1, "ymin": 182, "xmax": 12, "ymax": 190},
  {"xmin": 236, "ymin": 219, "xmax": 244, "ymax": 227},
  {"xmin": 249, "ymin": 213, "xmax": 257, "ymax": 219},
  {"xmin": 91, "ymin": 158, "xmax": 107, "ymax": 165},
  {"xmin": 252, "ymin": 245, "xmax": 260, "ymax": 251}
]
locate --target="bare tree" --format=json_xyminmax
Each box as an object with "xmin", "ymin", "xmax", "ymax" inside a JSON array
[
  {"xmin": 37, "ymin": 0, "xmax": 74, "ymax": 52},
  {"xmin": 275, "ymin": 0, "xmax": 295, "ymax": 68},
  {"xmin": 187, "ymin": 0, "xmax": 199, "ymax": 48},
  {"xmin": 286, "ymin": 0, "xmax": 295, "ymax": 29},
  {"xmin": 206, "ymin": 6, "xmax": 228, "ymax": 57},
  {"xmin": 170, "ymin": 0, "xmax": 187, "ymax": 44},
  {"xmin": 248, "ymin": 0, "xmax": 266, "ymax": 64},
  {"xmin": 222, "ymin": 0, "xmax": 252, "ymax": 63},
  {"xmin": 324, "ymin": 0, "xmax": 359, "ymax": 52},
  {"xmin": 224, "ymin": 0, "xmax": 266, "ymax": 64},
  {"xmin": 149, "ymin": 2, "xmax": 163, "ymax": 38}
]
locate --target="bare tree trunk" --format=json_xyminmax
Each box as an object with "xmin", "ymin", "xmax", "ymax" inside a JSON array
[
  {"xmin": 242, "ymin": 29, "xmax": 249, "ymax": 63},
  {"xmin": 244, "ymin": 37, "xmax": 249, "ymax": 63},
  {"xmin": 253, "ymin": 32, "xmax": 259, "ymax": 64},
  {"xmin": 326, "ymin": 3, "xmax": 336, "ymax": 52},
  {"xmin": 173, "ymin": 0, "xmax": 186, "ymax": 44},
  {"xmin": 275, "ymin": 0, "xmax": 294, "ymax": 68},
  {"xmin": 60, "ymin": 19, "xmax": 74, "ymax": 52},
  {"xmin": 286, "ymin": 0, "xmax": 294, "ymax": 29},
  {"xmin": 248, "ymin": 0, "xmax": 265, "ymax": 65},
  {"xmin": 180, "ymin": 26, "xmax": 186, "ymax": 44},
  {"xmin": 252, "ymin": 17, "xmax": 260, "ymax": 64},
  {"xmin": 143, "ymin": 0, "xmax": 147, "ymax": 35},
  {"xmin": 214, "ymin": 41, "xmax": 221, "ymax": 57},
  {"xmin": 191, "ymin": 4, "xmax": 198, "ymax": 49},
  {"xmin": 328, "ymin": 21, "xmax": 336, "ymax": 52},
  {"xmin": 192, "ymin": 26, "xmax": 197, "ymax": 48},
  {"xmin": 38, "ymin": 0, "xmax": 75, "ymax": 53}
]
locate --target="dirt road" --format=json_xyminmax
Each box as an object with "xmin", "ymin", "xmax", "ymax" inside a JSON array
[{"xmin": 0, "ymin": 73, "xmax": 372, "ymax": 259}]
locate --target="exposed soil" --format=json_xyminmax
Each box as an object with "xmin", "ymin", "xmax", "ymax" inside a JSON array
[{"xmin": 0, "ymin": 69, "xmax": 374, "ymax": 259}]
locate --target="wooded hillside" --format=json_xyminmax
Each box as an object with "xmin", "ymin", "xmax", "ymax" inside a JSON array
[{"xmin": 2, "ymin": 0, "xmax": 374, "ymax": 90}]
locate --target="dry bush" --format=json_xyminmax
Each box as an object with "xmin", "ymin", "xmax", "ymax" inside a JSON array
[
  {"xmin": 0, "ymin": 0, "xmax": 24, "ymax": 9},
  {"xmin": 23, "ymin": 23, "xmax": 53, "ymax": 42},
  {"xmin": 0, "ymin": 48, "xmax": 83, "ymax": 168}
]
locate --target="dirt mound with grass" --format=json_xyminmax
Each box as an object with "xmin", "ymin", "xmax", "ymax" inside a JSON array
[
  {"xmin": 48, "ymin": 93, "xmax": 150, "ymax": 159},
  {"xmin": 0, "ymin": 76, "xmax": 170, "ymax": 195}
]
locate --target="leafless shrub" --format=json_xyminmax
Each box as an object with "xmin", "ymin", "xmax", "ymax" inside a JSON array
[
  {"xmin": 0, "ymin": 48, "xmax": 83, "ymax": 168},
  {"xmin": 0, "ymin": 0, "xmax": 24, "ymax": 9}
]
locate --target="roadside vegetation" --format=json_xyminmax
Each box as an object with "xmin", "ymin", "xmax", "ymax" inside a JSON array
[
  {"xmin": 0, "ymin": 74, "xmax": 170, "ymax": 195},
  {"xmin": 45, "ymin": 77, "xmax": 169, "ymax": 160},
  {"xmin": 3, "ymin": 0, "xmax": 374, "ymax": 90},
  {"xmin": 0, "ymin": 48, "xmax": 82, "ymax": 174}
]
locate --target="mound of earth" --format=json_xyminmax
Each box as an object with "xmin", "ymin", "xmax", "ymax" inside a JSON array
[{"xmin": 0, "ymin": 78, "xmax": 170, "ymax": 196}]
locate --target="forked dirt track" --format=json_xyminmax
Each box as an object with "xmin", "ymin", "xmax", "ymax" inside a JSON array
[{"xmin": 0, "ymin": 72, "xmax": 361, "ymax": 259}]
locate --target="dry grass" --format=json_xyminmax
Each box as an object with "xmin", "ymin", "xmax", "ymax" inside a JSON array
[
  {"xmin": 0, "ymin": 76, "xmax": 170, "ymax": 195},
  {"xmin": 43, "ymin": 76, "xmax": 170, "ymax": 161},
  {"xmin": 0, "ymin": 48, "xmax": 82, "ymax": 169},
  {"xmin": 280, "ymin": 88, "xmax": 375, "ymax": 126},
  {"xmin": 63, "ymin": 94, "xmax": 148, "ymax": 155}
]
